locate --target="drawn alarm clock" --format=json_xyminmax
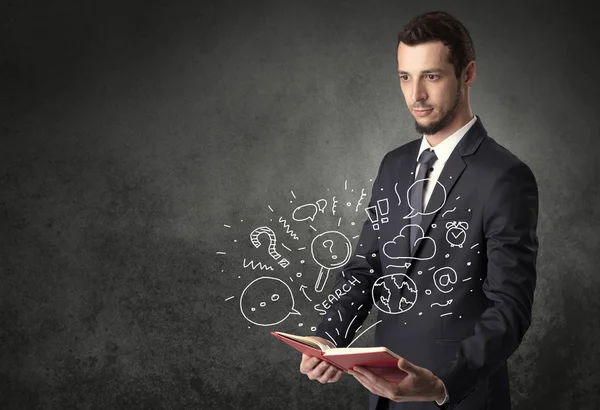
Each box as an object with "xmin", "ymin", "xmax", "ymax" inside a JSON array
[{"xmin": 445, "ymin": 221, "xmax": 469, "ymax": 248}]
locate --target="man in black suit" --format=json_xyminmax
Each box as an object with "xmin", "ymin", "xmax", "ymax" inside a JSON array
[{"xmin": 299, "ymin": 10, "xmax": 539, "ymax": 410}]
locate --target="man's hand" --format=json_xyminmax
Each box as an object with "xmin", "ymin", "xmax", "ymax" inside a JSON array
[
  {"xmin": 348, "ymin": 357, "xmax": 446, "ymax": 403},
  {"xmin": 299, "ymin": 337, "xmax": 343, "ymax": 384}
]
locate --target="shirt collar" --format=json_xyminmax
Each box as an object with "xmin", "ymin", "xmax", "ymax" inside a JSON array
[{"xmin": 417, "ymin": 115, "xmax": 478, "ymax": 163}]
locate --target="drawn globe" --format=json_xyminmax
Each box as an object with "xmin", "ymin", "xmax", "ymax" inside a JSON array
[{"xmin": 371, "ymin": 273, "xmax": 418, "ymax": 314}]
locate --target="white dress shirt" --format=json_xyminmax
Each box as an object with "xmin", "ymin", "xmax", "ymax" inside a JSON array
[
  {"xmin": 415, "ymin": 115, "xmax": 478, "ymax": 210},
  {"xmin": 414, "ymin": 115, "xmax": 478, "ymax": 406}
]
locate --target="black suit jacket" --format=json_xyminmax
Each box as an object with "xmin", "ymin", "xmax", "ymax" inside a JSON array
[{"xmin": 315, "ymin": 116, "xmax": 539, "ymax": 410}]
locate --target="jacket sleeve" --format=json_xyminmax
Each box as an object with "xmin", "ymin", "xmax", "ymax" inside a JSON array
[
  {"xmin": 433, "ymin": 161, "xmax": 539, "ymax": 408},
  {"xmin": 314, "ymin": 152, "xmax": 390, "ymax": 347}
]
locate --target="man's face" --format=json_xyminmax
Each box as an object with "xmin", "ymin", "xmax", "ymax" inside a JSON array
[{"xmin": 397, "ymin": 41, "xmax": 462, "ymax": 136}]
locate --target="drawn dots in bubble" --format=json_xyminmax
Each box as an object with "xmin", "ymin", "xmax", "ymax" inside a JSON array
[
  {"xmin": 311, "ymin": 326, "xmax": 317, "ymax": 331},
  {"xmin": 432, "ymin": 223, "xmax": 437, "ymax": 228},
  {"xmin": 260, "ymin": 302, "xmax": 266, "ymax": 307},
  {"xmin": 425, "ymin": 289, "xmax": 432, "ymax": 295},
  {"xmin": 298, "ymin": 323, "xmax": 303, "ymax": 327},
  {"xmin": 347, "ymin": 202, "xmax": 352, "ymax": 207},
  {"xmin": 251, "ymin": 307, "xmax": 256, "ymax": 311},
  {"xmin": 271, "ymin": 294, "xmax": 280, "ymax": 302},
  {"xmin": 296, "ymin": 272, "xmax": 302, "ymax": 278},
  {"xmin": 300, "ymin": 260, "xmax": 305, "ymax": 264}
]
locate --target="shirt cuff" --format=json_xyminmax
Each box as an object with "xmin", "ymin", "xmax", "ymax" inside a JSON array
[{"xmin": 435, "ymin": 382, "xmax": 449, "ymax": 405}]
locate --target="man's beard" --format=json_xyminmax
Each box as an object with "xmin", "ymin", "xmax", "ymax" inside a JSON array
[{"xmin": 414, "ymin": 83, "xmax": 461, "ymax": 135}]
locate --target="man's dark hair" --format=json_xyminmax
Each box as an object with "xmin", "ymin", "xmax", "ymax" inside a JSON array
[{"xmin": 397, "ymin": 11, "xmax": 475, "ymax": 79}]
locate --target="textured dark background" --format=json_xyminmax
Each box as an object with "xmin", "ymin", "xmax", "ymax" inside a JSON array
[{"xmin": 2, "ymin": 0, "xmax": 599, "ymax": 409}]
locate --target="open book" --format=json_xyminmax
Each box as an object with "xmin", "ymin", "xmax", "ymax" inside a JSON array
[{"xmin": 271, "ymin": 331, "xmax": 408, "ymax": 382}]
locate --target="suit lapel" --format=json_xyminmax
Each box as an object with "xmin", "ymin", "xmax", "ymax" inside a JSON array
[
  {"xmin": 408, "ymin": 116, "xmax": 488, "ymax": 260},
  {"xmin": 395, "ymin": 142, "xmax": 420, "ymax": 261}
]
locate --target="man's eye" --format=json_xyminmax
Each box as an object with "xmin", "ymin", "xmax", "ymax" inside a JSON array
[
  {"xmin": 399, "ymin": 75, "xmax": 408, "ymax": 81},
  {"xmin": 427, "ymin": 74, "xmax": 439, "ymax": 80}
]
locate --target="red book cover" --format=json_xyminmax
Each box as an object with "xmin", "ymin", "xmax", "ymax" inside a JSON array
[{"xmin": 271, "ymin": 332, "xmax": 408, "ymax": 382}]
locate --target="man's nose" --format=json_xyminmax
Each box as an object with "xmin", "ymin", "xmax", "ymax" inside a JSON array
[{"xmin": 411, "ymin": 80, "xmax": 427, "ymax": 103}]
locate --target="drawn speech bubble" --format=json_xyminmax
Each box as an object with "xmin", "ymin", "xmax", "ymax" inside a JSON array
[
  {"xmin": 240, "ymin": 276, "xmax": 300, "ymax": 326},
  {"xmin": 404, "ymin": 178, "xmax": 446, "ymax": 219}
]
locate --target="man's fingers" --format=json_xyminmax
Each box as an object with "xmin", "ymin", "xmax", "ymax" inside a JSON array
[
  {"xmin": 396, "ymin": 358, "xmax": 419, "ymax": 376},
  {"xmin": 307, "ymin": 359, "xmax": 332, "ymax": 380},
  {"xmin": 350, "ymin": 370, "xmax": 387, "ymax": 397},
  {"xmin": 299, "ymin": 355, "xmax": 321, "ymax": 374},
  {"xmin": 353, "ymin": 367, "xmax": 392, "ymax": 389},
  {"xmin": 317, "ymin": 365, "xmax": 341, "ymax": 384},
  {"xmin": 328, "ymin": 369, "xmax": 343, "ymax": 383}
]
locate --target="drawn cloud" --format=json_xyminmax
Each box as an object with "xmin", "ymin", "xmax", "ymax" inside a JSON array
[{"xmin": 382, "ymin": 224, "xmax": 436, "ymax": 261}]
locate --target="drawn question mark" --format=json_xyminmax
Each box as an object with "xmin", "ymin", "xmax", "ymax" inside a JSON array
[
  {"xmin": 322, "ymin": 239, "xmax": 337, "ymax": 260},
  {"xmin": 250, "ymin": 226, "xmax": 290, "ymax": 268}
]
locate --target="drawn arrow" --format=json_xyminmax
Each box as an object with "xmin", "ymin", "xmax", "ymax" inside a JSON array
[{"xmin": 299, "ymin": 285, "xmax": 312, "ymax": 302}]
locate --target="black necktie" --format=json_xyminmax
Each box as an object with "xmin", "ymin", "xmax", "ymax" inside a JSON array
[{"xmin": 409, "ymin": 149, "xmax": 438, "ymax": 254}]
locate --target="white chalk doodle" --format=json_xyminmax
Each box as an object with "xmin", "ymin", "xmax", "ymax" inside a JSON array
[
  {"xmin": 242, "ymin": 258, "xmax": 274, "ymax": 271},
  {"xmin": 239, "ymin": 276, "xmax": 300, "ymax": 326},
  {"xmin": 430, "ymin": 299, "xmax": 453, "ymax": 308},
  {"xmin": 299, "ymin": 285, "xmax": 312, "ymax": 302},
  {"xmin": 372, "ymin": 273, "xmax": 418, "ymax": 314},
  {"xmin": 382, "ymin": 224, "xmax": 436, "ymax": 261},
  {"xmin": 313, "ymin": 274, "xmax": 362, "ymax": 316},
  {"xmin": 445, "ymin": 221, "xmax": 469, "ymax": 248},
  {"xmin": 311, "ymin": 231, "xmax": 352, "ymax": 292},
  {"xmin": 441, "ymin": 207, "xmax": 456, "ymax": 218},
  {"xmin": 332, "ymin": 196, "xmax": 338, "ymax": 215},
  {"xmin": 347, "ymin": 319, "xmax": 382, "ymax": 347},
  {"xmin": 403, "ymin": 178, "xmax": 447, "ymax": 219},
  {"xmin": 345, "ymin": 315, "xmax": 358, "ymax": 339},
  {"xmin": 394, "ymin": 182, "xmax": 402, "ymax": 206},
  {"xmin": 325, "ymin": 332, "xmax": 337, "ymax": 346},
  {"xmin": 364, "ymin": 198, "xmax": 390, "ymax": 231},
  {"xmin": 292, "ymin": 199, "xmax": 327, "ymax": 222},
  {"xmin": 355, "ymin": 189, "xmax": 367, "ymax": 212},
  {"xmin": 433, "ymin": 267, "xmax": 458, "ymax": 294},
  {"xmin": 385, "ymin": 262, "xmax": 412, "ymax": 269},
  {"xmin": 378, "ymin": 199, "xmax": 390, "ymax": 224},
  {"xmin": 250, "ymin": 226, "xmax": 290, "ymax": 268},
  {"xmin": 278, "ymin": 216, "xmax": 300, "ymax": 240}
]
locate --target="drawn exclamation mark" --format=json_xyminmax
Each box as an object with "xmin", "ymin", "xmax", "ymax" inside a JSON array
[
  {"xmin": 378, "ymin": 199, "xmax": 389, "ymax": 224},
  {"xmin": 365, "ymin": 205, "xmax": 380, "ymax": 230}
]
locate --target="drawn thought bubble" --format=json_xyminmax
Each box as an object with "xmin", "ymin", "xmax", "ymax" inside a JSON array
[{"xmin": 240, "ymin": 276, "xmax": 300, "ymax": 326}]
